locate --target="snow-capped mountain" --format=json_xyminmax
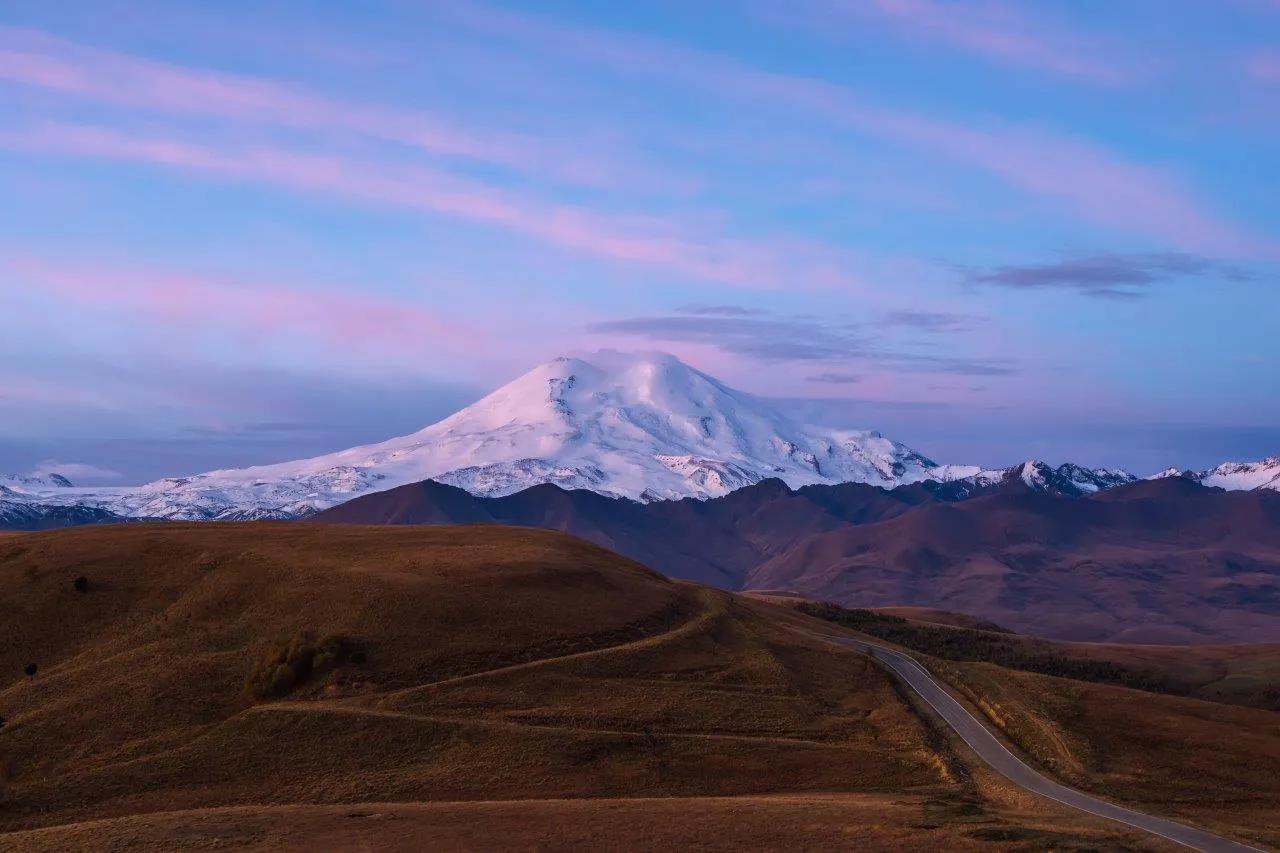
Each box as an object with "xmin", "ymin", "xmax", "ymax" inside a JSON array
[
  {"xmin": 912, "ymin": 461, "xmax": 1137, "ymax": 499},
  {"xmin": 1152, "ymin": 458, "xmax": 1280, "ymax": 492},
  {"xmin": 998, "ymin": 460, "xmax": 1137, "ymax": 496},
  {"xmin": 0, "ymin": 499, "xmax": 124, "ymax": 531},
  {"xmin": 0, "ymin": 472, "xmax": 74, "ymax": 491},
  {"xmin": 21, "ymin": 351, "xmax": 944, "ymax": 520},
  {"xmin": 6, "ymin": 351, "xmax": 1272, "ymax": 524}
]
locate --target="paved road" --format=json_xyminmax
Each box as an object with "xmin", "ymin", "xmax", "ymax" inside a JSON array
[{"xmin": 815, "ymin": 631, "xmax": 1264, "ymax": 853}]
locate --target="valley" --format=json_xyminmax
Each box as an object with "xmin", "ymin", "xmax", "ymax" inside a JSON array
[
  {"xmin": 2, "ymin": 354, "xmax": 1278, "ymax": 850},
  {"xmin": 1, "ymin": 524, "xmax": 1276, "ymax": 851},
  {"xmin": 310, "ymin": 473, "xmax": 1280, "ymax": 644}
]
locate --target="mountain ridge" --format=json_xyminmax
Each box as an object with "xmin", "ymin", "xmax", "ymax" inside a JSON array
[
  {"xmin": 4, "ymin": 351, "xmax": 1275, "ymax": 523},
  {"xmin": 312, "ymin": 474, "xmax": 1280, "ymax": 644},
  {"xmin": 0, "ymin": 351, "xmax": 972, "ymax": 520}
]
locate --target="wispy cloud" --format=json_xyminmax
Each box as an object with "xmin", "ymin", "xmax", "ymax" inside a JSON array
[
  {"xmin": 1247, "ymin": 50, "xmax": 1280, "ymax": 83},
  {"xmin": 787, "ymin": 0, "xmax": 1133, "ymax": 84},
  {"xmin": 29, "ymin": 460, "xmax": 122, "ymax": 481},
  {"xmin": 807, "ymin": 372, "xmax": 862, "ymax": 384},
  {"xmin": 436, "ymin": 0, "xmax": 1267, "ymax": 257},
  {"xmin": 0, "ymin": 26, "xmax": 680, "ymax": 193},
  {"xmin": 962, "ymin": 252, "xmax": 1257, "ymax": 299},
  {"xmin": 881, "ymin": 310, "xmax": 981, "ymax": 332},
  {"xmin": 0, "ymin": 121, "xmax": 863, "ymax": 291},
  {"xmin": 675, "ymin": 304, "xmax": 767, "ymax": 316},
  {"xmin": 585, "ymin": 311, "xmax": 1015, "ymax": 375},
  {"xmin": 4, "ymin": 254, "xmax": 481, "ymax": 362},
  {"xmin": 587, "ymin": 314, "xmax": 865, "ymax": 362},
  {"xmin": 885, "ymin": 354, "xmax": 1016, "ymax": 376}
]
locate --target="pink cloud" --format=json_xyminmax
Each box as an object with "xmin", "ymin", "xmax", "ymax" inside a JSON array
[
  {"xmin": 1247, "ymin": 50, "xmax": 1280, "ymax": 83},
  {"xmin": 834, "ymin": 0, "xmax": 1133, "ymax": 84},
  {"xmin": 0, "ymin": 121, "xmax": 869, "ymax": 291},
  {"xmin": 0, "ymin": 27, "xmax": 686, "ymax": 194},
  {"xmin": 5, "ymin": 254, "xmax": 481, "ymax": 362},
  {"xmin": 436, "ymin": 0, "xmax": 1270, "ymax": 258}
]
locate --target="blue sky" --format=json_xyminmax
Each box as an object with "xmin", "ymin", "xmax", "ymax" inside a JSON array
[{"xmin": 1, "ymin": 0, "xmax": 1277, "ymax": 483}]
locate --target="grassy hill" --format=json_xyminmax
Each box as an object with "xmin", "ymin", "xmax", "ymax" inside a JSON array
[
  {"xmin": 0, "ymin": 524, "xmax": 1273, "ymax": 850},
  {"xmin": 794, "ymin": 600, "xmax": 1280, "ymax": 848},
  {"xmin": 797, "ymin": 600, "xmax": 1280, "ymax": 710}
]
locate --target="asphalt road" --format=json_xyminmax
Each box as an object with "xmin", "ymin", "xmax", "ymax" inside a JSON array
[{"xmin": 815, "ymin": 632, "xmax": 1264, "ymax": 853}]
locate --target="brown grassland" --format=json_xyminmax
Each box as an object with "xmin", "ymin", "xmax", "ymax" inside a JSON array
[
  {"xmin": 772, "ymin": 598, "xmax": 1280, "ymax": 849},
  {"xmin": 0, "ymin": 523, "xmax": 1274, "ymax": 850},
  {"xmin": 925, "ymin": 657, "xmax": 1280, "ymax": 849},
  {"xmin": 799, "ymin": 599, "xmax": 1280, "ymax": 710}
]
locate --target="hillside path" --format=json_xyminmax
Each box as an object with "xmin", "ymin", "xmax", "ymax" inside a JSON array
[{"xmin": 813, "ymin": 631, "xmax": 1264, "ymax": 853}]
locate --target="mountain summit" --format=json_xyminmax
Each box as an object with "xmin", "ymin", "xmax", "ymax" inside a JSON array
[
  {"xmin": 45, "ymin": 351, "xmax": 943, "ymax": 519},
  {"xmin": 416, "ymin": 351, "xmax": 941, "ymax": 500},
  {"xmin": 14, "ymin": 351, "xmax": 1276, "ymax": 524},
  {"xmin": 1152, "ymin": 458, "xmax": 1280, "ymax": 492}
]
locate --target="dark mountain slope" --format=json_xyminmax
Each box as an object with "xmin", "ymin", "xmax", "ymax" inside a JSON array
[
  {"xmin": 749, "ymin": 480, "xmax": 1280, "ymax": 643},
  {"xmin": 312, "ymin": 477, "xmax": 933, "ymax": 588},
  {"xmin": 315, "ymin": 475, "xmax": 1280, "ymax": 643},
  {"xmin": 0, "ymin": 501, "xmax": 128, "ymax": 532}
]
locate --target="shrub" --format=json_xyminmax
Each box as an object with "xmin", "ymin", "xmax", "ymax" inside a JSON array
[
  {"xmin": 73, "ymin": 576, "xmax": 89, "ymax": 593},
  {"xmin": 243, "ymin": 632, "xmax": 363, "ymax": 701},
  {"xmin": 798, "ymin": 601, "xmax": 1179, "ymax": 695}
]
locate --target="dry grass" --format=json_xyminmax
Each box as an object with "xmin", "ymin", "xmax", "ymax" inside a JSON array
[
  {"xmin": 0, "ymin": 795, "xmax": 1170, "ymax": 853},
  {"xmin": 0, "ymin": 524, "xmax": 958, "ymax": 843},
  {"xmin": 1038, "ymin": 640, "xmax": 1280, "ymax": 708},
  {"xmin": 0, "ymin": 524, "xmax": 1240, "ymax": 850},
  {"xmin": 768, "ymin": 596, "xmax": 1280, "ymax": 849},
  {"xmin": 929, "ymin": 659, "xmax": 1280, "ymax": 850},
  {"xmin": 803, "ymin": 597, "xmax": 1280, "ymax": 710}
]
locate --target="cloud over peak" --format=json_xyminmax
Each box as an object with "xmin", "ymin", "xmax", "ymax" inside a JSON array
[{"xmin": 585, "ymin": 308, "xmax": 1015, "ymax": 376}]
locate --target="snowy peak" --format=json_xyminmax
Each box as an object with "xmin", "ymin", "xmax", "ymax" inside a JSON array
[
  {"xmin": 1052, "ymin": 462, "xmax": 1138, "ymax": 494},
  {"xmin": 1152, "ymin": 457, "xmax": 1280, "ymax": 492},
  {"xmin": 416, "ymin": 349, "xmax": 942, "ymax": 501},
  {"xmin": 1200, "ymin": 457, "xmax": 1280, "ymax": 491},
  {"xmin": 0, "ymin": 472, "xmax": 74, "ymax": 491},
  {"xmin": 921, "ymin": 460, "xmax": 1136, "ymax": 498},
  {"xmin": 16, "ymin": 351, "xmax": 942, "ymax": 519},
  {"xmin": 6, "ymin": 350, "xmax": 1275, "ymax": 523}
]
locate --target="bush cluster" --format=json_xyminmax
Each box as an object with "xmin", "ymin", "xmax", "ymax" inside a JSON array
[
  {"xmin": 243, "ymin": 632, "xmax": 363, "ymax": 700},
  {"xmin": 798, "ymin": 601, "xmax": 1178, "ymax": 694}
]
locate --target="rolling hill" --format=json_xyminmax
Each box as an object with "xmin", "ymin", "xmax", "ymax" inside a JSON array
[
  {"xmin": 0, "ymin": 524, "xmax": 943, "ymax": 841},
  {"xmin": 1, "ymin": 524, "xmax": 1277, "ymax": 850}
]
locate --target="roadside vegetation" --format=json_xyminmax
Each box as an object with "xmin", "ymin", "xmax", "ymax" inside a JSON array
[{"xmin": 797, "ymin": 601, "xmax": 1280, "ymax": 709}]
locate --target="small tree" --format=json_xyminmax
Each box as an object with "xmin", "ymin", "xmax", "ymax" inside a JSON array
[
  {"xmin": 24, "ymin": 663, "xmax": 37, "ymax": 682},
  {"xmin": 73, "ymin": 576, "xmax": 89, "ymax": 593}
]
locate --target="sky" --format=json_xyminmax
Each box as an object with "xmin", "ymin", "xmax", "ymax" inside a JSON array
[{"xmin": 1, "ymin": 0, "xmax": 1278, "ymax": 484}]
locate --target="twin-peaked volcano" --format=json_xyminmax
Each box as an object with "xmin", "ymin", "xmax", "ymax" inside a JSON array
[
  {"xmin": 21, "ymin": 352, "xmax": 943, "ymax": 520},
  {"xmin": 418, "ymin": 351, "xmax": 942, "ymax": 500},
  {"xmin": 7, "ymin": 350, "xmax": 1275, "ymax": 524}
]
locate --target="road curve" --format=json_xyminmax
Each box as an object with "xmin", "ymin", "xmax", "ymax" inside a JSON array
[{"xmin": 814, "ymin": 631, "xmax": 1264, "ymax": 853}]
